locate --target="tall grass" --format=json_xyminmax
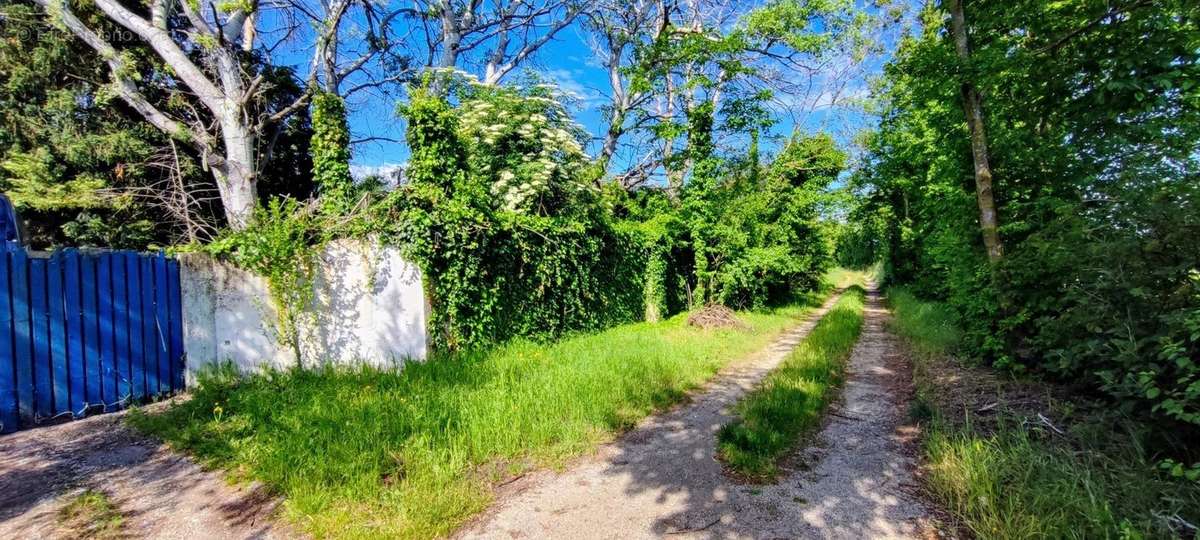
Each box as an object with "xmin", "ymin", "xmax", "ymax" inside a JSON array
[
  {"xmin": 129, "ymin": 293, "xmax": 827, "ymax": 539},
  {"xmin": 886, "ymin": 287, "xmax": 1200, "ymax": 539},
  {"xmin": 717, "ymin": 287, "xmax": 867, "ymax": 480},
  {"xmin": 886, "ymin": 286, "xmax": 959, "ymax": 359}
]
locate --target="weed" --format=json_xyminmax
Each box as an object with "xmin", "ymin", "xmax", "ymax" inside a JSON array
[
  {"xmin": 57, "ymin": 490, "xmax": 124, "ymax": 540},
  {"xmin": 887, "ymin": 287, "xmax": 1200, "ymax": 540}
]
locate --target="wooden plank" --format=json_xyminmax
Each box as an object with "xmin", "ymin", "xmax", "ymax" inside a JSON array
[
  {"xmin": 29, "ymin": 258, "xmax": 52, "ymax": 420},
  {"xmin": 140, "ymin": 256, "xmax": 158, "ymax": 397},
  {"xmin": 47, "ymin": 254, "xmax": 68, "ymax": 416},
  {"xmin": 124, "ymin": 252, "xmax": 143, "ymax": 400},
  {"xmin": 80, "ymin": 255, "xmax": 102, "ymax": 407},
  {"xmin": 63, "ymin": 250, "xmax": 86, "ymax": 415},
  {"xmin": 166, "ymin": 259, "xmax": 184, "ymax": 391},
  {"xmin": 109, "ymin": 252, "xmax": 129, "ymax": 400},
  {"xmin": 0, "ymin": 248, "xmax": 17, "ymax": 432},
  {"xmin": 153, "ymin": 254, "xmax": 170, "ymax": 395},
  {"xmin": 10, "ymin": 248, "xmax": 33, "ymax": 426}
]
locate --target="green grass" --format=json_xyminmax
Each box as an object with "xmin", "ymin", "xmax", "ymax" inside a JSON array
[
  {"xmin": 129, "ymin": 292, "xmax": 829, "ymax": 539},
  {"xmin": 887, "ymin": 286, "xmax": 1200, "ymax": 540},
  {"xmin": 822, "ymin": 264, "xmax": 879, "ymax": 289},
  {"xmin": 57, "ymin": 489, "xmax": 125, "ymax": 539},
  {"xmin": 716, "ymin": 287, "xmax": 867, "ymax": 481},
  {"xmin": 885, "ymin": 287, "xmax": 959, "ymax": 358}
]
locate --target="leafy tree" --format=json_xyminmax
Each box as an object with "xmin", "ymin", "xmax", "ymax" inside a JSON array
[
  {"xmin": 28, "ymin": 0, "xmax": 361, "ymax": 229},
  {"xmin": 1, "ymin": 0, "xmax": 316, "ymax": 247},
  {"xmin": 857, "ymin": 0, "xmax": 1200, "ymax": 427},
  {"xmin": 1, "ymin": 1, "xmax": 164, "ymax": 247}
]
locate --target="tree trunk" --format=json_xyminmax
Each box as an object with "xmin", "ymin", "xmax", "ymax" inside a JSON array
[
  {"xmin": 598, "ymin": 109, "xmax": 625, "ymax": 174},
  {"xmin": 216, "ymin": 106, "xmax": 258, "ymax": 229},
  {"xmin": 947, "ymin": 0, "xmax": 1003, "ymax": 262}
]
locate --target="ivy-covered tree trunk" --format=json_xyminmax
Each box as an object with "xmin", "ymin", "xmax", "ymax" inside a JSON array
[
  {"xmin": 683, "ymin": 102, "xmax": 719, "ymax": 305},
  {"xmin": 310, "ymin": 92, "xmax": 353, "ymax": 214},
  {"xmin": 947, "ymin": 0, "xmax": 1003, "ymax": 262}
]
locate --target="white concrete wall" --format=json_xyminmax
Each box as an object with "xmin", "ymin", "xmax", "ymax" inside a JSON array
[{"xmin": 179, "ymin": 239, "xmax": 428, "ymax": 382}]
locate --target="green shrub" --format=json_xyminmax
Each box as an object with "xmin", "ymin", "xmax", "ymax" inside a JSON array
[{"xmin": 388, "ymin": 82, "xmax": 652, "ymax": 349}]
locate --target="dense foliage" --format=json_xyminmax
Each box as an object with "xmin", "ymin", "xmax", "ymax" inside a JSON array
[
  {"xmin": 0, "ymin": 0, "xmax": 166, "ymax": 248},
  {"xmin": 5, "ymin": 0, "xmax": 848, "ymax": 352},
  {"xmin": 386, "ymin": 82, "xmax": 649, "ymax": 349},
  {"xmin": 375, "ymin": 78, "xmax": 840, "ymax": 349},
  {"xmin": 856, "ymin": 1, "xmax": 1200, "ymax": 427},
  {"xmin": 693, "ymin": 131, "xmax": 841, "ymax": 309}
]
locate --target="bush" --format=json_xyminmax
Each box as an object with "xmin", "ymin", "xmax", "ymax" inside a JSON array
[
  {"xmin": 388, "ymin": 82, "xmax": 657, "ymax": 349},
  {"xmin": 996, "ymin": 182, "xmax": 1200, "ymax": 425}
]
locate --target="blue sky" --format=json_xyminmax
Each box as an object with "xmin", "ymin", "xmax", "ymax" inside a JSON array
[{"xmin": 334, "ymin": 4, "xmax": 909, "ymax": 170}]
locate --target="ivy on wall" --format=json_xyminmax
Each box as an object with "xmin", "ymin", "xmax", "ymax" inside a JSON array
[
  {"xmin": 204, "ymin": 198, "xmax": 323, "ymax": 364},
  {"xmin": 387, "ymin": 82, "xmax": 657, "ymax": 350},
  {"xmin": 199, "ymin": 76, "xmax": 838, "ymax": 357}
]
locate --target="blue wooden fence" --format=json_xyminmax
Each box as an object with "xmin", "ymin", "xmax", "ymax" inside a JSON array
[{"xmin": 0, "ymin": 244, "xmax": 184, "ymax": 433}]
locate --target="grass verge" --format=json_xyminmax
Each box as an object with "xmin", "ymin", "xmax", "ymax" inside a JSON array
[
  {"xmin": 888, "ymin": 286, "xmax": 1200, "ymax": 539},
  {"xmin": 129, "ymin": 291, "xmax": 831, "ymax": 539},
  {"xmin": 823, "ymin": 264, "xmax": 879, "ymax": 289},
  {"xmin": 57, "ymin": 489, "xmax": 125, "ymax": 539},
  {"xmin": 716, "ymin": 286, "xmax": 867, "ymax": 481}
]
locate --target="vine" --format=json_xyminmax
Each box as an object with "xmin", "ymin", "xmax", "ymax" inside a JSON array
[
  {"xmin": 205, "ymin": 198, "xmax": 324, "ymax": 365},
  {"xmin": 310, "ymin": 91, "xmax": 353, "ymax": 216},
  {"xmin": 199, "ymin": 76, "xmax": 834, "ymax": 358},
  {"xmin": 682, "ymin": 101, "xmax": 721, "ymax": 305}
]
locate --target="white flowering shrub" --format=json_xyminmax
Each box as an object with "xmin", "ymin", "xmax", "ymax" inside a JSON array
[{"xmin": 455, "ymin": 82, "xmax": 595, "ymax": 215}]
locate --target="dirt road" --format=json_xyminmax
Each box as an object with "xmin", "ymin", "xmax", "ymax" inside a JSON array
[
  {"xmin": 0, "ymin": 406, "xmax": 289, "ymax": 539},
  {"xmin": 457, "ymin": 288, "xmax": 934, "ymax": 539}
]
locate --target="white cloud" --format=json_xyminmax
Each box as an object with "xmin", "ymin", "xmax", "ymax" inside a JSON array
[
  {"xmin": 350, "ymin": 163, "xmax": 406, "ymax": 187},
  {"xmin": 541, "ymin": 68, "xmax": 606, "ymax": 107}
]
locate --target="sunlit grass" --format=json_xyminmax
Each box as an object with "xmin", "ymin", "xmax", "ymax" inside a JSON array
[
  {"xmin": 887, "ymin": 287, "xmax": 1200, "ymax": 539},
  {"xmin": 886, "ymin": 286, "xmax": 959, "ymax": 359},
  {"xmin": 823, "ymin": 263, "xmax": 879, "ymax": 289},
  {"xmin": 129, "ymin": 292, "xmax": 828, "ymax": 539},
  {"xmin": 717, "ymin": 287, "xmax": 866, "ymax": 480}
]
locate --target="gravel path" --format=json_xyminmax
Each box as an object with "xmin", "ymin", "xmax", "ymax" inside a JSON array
[
  {"xmin": 0, "ymin": 405, "xmax": 291, "ymax": 539},
  {"xmin": 457, "ymin": 287, "xmax": 934, "ymax": 539}
]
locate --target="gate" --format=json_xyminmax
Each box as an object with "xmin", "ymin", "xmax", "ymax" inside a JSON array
[{"xmin": 0, "ymin": 244, "xmax": 184, "ymax": 433}]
